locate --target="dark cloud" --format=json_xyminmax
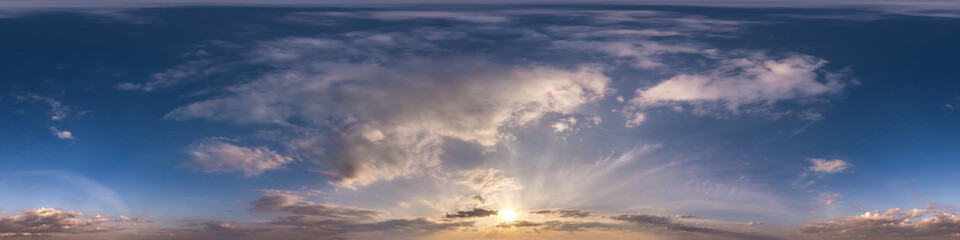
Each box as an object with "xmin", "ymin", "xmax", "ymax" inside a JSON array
[
  {"xmin": 243, "ymin": 193, "xmax": 475, "ymax": 239},
  {"xmin": 272, "ymin": 216, "xmax": 473, "ymax": 237},
  {"xmin": 444, "ymin": 208, "xmax": 498, "ymax": 219},
  {"xmin": 201, "ymin": 221, "xmax": 262, "ymax": 236},
  {"xmin": 497, "ymin": 213, "xmax": 780, "ymax": 239},
  {"xmin": 609, "ymin": 214, "xmax": 671, "ymax": 225},
  {"xmin": 251, "ymin": 193, "xmax": 383, "ymax": 220},
  {"xmin": 611, "ymin": 214, "xmax": 782, "ymax": 240},
  {"xmin": 529, "ymin": 209, "xmax": 592, "ymax": 218},
  {"xmin": 499, "ymin": 220, "xmax": 627, "ymax": 232},
  {"xmin": 469, "ymin": 195, "xmax": 486, "ymax": 204}
]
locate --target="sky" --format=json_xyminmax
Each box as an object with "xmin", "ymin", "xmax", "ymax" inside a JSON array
[{"xmin": 1, "ymin": 1, "xmax": 960, "ymax": 240}]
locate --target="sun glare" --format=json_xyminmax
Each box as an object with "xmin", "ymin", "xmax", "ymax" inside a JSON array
[{"xmin": 500, "ymin": 208, "xmax": 516, "ymax": 222}]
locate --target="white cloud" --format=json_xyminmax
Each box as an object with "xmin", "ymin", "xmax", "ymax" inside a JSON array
[
  {"xmin": 49, "ymin": 126, "xmax": 74, "ymax": 139},
  {"xmin": 631, "ymin": 54, "xmax": 842, "ymax": 110},
  {"xmin": 168, "ymin": 53, "xmax": 609, "ymax": 188},
  {"xmin": 808, "ymin": 158, "xmax": 851, "ymax": 173},
  {"xmin": 625, "ymin": 112, "xmax": 646, "ymax": 127},
  {"xmin": 624, "ymin": 53, "xmax": 844, "ymax": 125},
  {"xmin": 183, "ymin": 140, "xmax": 293, "ymax": 177},
  {"xmin": 552, "ymin": 117, "xmax": 577, "ymax": 133},
  {"xmin": 457, "ymin": 168, "xmax": 521, "ymax": 194}
]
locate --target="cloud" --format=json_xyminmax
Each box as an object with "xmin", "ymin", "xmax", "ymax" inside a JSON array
[
  {"xmin": 444, "ymin": 208, "xmax": 498, "ymax": 219},
  {"xmin": 367, "ymin": 11, "xmax": 508, "ymax": 23},
  {"xmin": 497, "ymin": 220, "xmax": 627, "ymax": 232},
  {"xmin": 115, "ymin": 216, "xmax": 152, "ymax": 223},
  {"xmin": 609, "ymin": 214, "xmax": 672, "ymax": 225},
  {"xmin": 0, "ymin": 208, "xmax": 116, "ymax": 238},
  {"xmin": 630, "ymin": 53, "xmax": 843, "ymax": 115},
  {"xmin": 12, "ymin": 93, "xmax": 75, "ymax": 121},
  {"xmin": 18, "ymin": 170, "xmax": 130, "ymax": 214},
  {"xmin": 251, "ymin": 192, "xmax": 384, "ymax": 220},
  {"xmin": 611, "ymin": 214, "xmax": 782, "ymax": 240},
  {"xmin": 553, "ymin": 40, "xmax": 703, "ymax": 69},
  {"xmin": 272, "ymin": 217, "xmax": 472, "ymax": 237},
  {"xmin": 244, "ymin": 192, "xmax": 473, "ymax": 239},
  {"xmin": 498, "ymin": 213, "xmax": 781, "ymax": 239},
  {"xmin": 49, "ymin": 126, "xmax": 74, "ymax": 139},
  {"xmin": 808, "ymin": 158, "xmax": 851, "ymax": 173},
  {"xmin": 551, "ymin": 116, "xmax": 577, "ymax": 133},
  {"xmin": 286, "ymin": 11, "xmax": 508, "ymax": 24},
  {"xmin": 798, "ymin": 208, "xmax": 960, "ymax": 239},
  {"xmin": 198, "ymin": 221, "xmax": 268, "ymax": 237},
  {"xmin": 118, "ymin": 59, "xmax": 224, "ymax": 91},
  {"xmin": 168, "ymin": 54, "xmax": 609, "ymax": 187},
  {"xmin": 182, "ymin": 140, "xmax": 293, "ymax": 177},
  {"xmin": 529, "ymin": 209, "xmax": 592, "ymax": 218},
  {"xmin": 457, "ymin": 168, "xmax": 521, "ymax": 194}
]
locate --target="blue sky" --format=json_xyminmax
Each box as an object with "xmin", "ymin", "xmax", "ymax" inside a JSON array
[{"xmin": 2, "ymin": 2, "xmax": 960, "ymax": 240}]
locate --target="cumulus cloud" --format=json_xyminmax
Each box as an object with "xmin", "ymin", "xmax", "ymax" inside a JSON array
[
  {"xmin": 182, "ymin": 140, "xmax": 293, "ymax": 177},
  {"xmin": 168, "ymin": 54, "xmax": 608, "ymax": 187},
  {"xmin": 798, "ymin": 208, "xmax": 960, "ymax": 239},
  {"xmin": 529, "ymin": 209, "xmax": 592, "ymax": 218},
  {"xmin": 0, "ymin": 208, "xmax": 115, "ymax": 238},
  {"xmin": 49, "ymin": 126, "xmax": 74, "ymax": 139},
  {"xmin": 808, "ymin": 158, "xmax": 851, "ymax": 173},
  {"xmin": 630, "ymin": 53, "xmax": 842, "ymax": 113}
]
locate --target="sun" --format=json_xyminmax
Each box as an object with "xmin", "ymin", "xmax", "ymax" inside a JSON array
[{"xmin": 500, "ymin": 208, "xmax": 516, "ymax": 222}]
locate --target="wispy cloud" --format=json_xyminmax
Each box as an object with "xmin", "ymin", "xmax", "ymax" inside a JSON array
[
  {"xmin": 808, "ymin": 158, "xmax": 852, "ymax": 173},
  {"xmin": 183, "ymin": 140, "xmax": 293, "ymax": 177}
]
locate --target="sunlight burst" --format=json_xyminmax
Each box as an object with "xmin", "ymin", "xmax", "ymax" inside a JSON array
[{"xmin": 500, "ymin": 208, "xmax": 516, "ymax": 222}]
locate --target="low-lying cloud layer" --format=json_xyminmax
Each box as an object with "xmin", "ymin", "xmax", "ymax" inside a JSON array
[
  {"xmin": 0, "ymin": 208, "xmax": 116, "ymax": 238},
  {"xmin": 799, "ymin": 208, "xmax": 960, "ymax": 239}
]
